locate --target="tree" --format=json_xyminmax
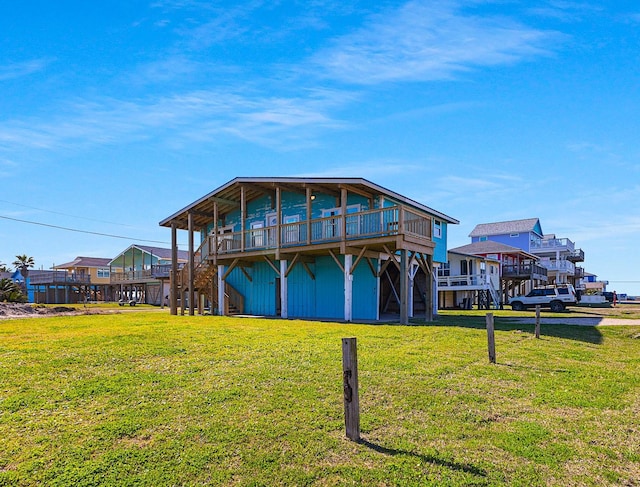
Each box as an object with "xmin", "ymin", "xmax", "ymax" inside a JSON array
[
  {"xmin": 12, "ymin": 255, "xmax": 35, "ymax": 294},
  {"xmin": 0, "ymin": 278, "xmax": 26, "ymax": 302},
  {"xmin": 0, "ymin": 262, "xmax": 10, "ymax": 272},
  {"xmin": 12, "ymin": 255, "xmax": 35, "ymax": 280}
]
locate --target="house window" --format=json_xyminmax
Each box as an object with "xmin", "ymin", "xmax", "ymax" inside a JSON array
[
  {"xmin": 250, "ymin": 221, "xmax": 264, "ymax": 248},
  {"xmin": 434, "ymin": 220, "xmax": 442, "ymax": 238},
  {"xmin": 282, "ymin": 215, "xmax": 300, "ymax": 244},
  {"xmin": 321, "ymin": 205, "xmax": 361, "ymax": 238},
  {"xmin": 97, "ymin": 268, "xmax": 110, "ymax": 278},
  {"xmin": 479, "ymin": 236, "xmax": 487, "ymax": 241}
]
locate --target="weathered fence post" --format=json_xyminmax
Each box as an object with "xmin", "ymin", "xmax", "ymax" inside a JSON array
[
  {"xmin": 342, "ymin": 337, "xmax": 360, "ymax": 441},
  {"xmin": 535, "ymin": 305, "xmax": 541, "ymax": 339},
  {"xmin": 486, "ymin": 313, "xmax": 496, "ymax": 364}
]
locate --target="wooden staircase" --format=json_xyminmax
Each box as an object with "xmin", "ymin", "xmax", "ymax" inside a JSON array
[{"xmin": 179, "ymin": 258, "xmax": 244, "ymax": 315}]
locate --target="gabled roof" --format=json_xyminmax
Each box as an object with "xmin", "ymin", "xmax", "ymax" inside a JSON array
[
  {"xmin": 469, "ymin": 218, "xmax": 541, "ymax": 237},
  {"xmin": 448, "ymin": 250, "xmax": 500, "ymax": 262},
  {"xmin": 450, "ymin": 241, "xmax": 538, "ymax": 259},
  {"xmin": 108, "ymin": 245, "xmax": 189, "ymax": 265},
  {"xmin": 55, "ymin": 256, "xmax": 112, "ymax": 269},
  {"xmin": 159, "ymin": 177, "xmax": 459, "ymax": 230}
]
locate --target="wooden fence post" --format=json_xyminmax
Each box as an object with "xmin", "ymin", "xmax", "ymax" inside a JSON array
[
  {"xmin": 535, "ymin": 305, "xmax": 541, "ymax": 339},
  {"xmin": 342, "ymin": 337, "xmax": 360, "ymax": 441},
  {"xmin": 486, "ymin": 313, "xmax": 496, "ymax": 364}
]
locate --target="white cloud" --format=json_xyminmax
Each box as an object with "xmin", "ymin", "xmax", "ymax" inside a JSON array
[
  {"xmin": 312, "ymin": 0, "xmax": 561, "ymax": 84},
  {"xmin": 0, "ymin": 59, "xmax": 51, "ymax": 81},
  {"xmin": 0, "ymin": 88, "xmax": 349, "ymax": 153}
]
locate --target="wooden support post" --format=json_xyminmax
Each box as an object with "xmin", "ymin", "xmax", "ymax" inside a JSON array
[
  {"xmin": 170, "ymin": 222, "xmax": 178, "ymax": 315},
  {"xmin": 400, "ymin": 249, "xmax": 409, "ymax": 325},
  {"xmin": 535, "ymin": 305, "xmax": 541, "ymax": 339},
  {"xmin": 280, "ymin": 259, "xmax": 288, "ymax": 318},
  {"xmin": 486, "ymin": 313, "xmax": 496, "ymax": 364},
  {"xmin": 217, "ymin": 265, "xmax": 225, "ymax": 316},
  {"xmin": 342, "ymin": 337, "xmax": 360, "ymax": 442},
  {"xmin": 344, "ymin": 254, "xmax": 353, "ymax": 322},
  {"xmin": 425, "ymin": 254, "xmax": 433, "ymax": 322},
  {"xmin": 188, "ymin": 211, "xmax": 195, "ymax": 316}
]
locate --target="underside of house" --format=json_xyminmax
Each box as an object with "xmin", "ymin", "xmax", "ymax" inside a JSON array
[{"xmin": 160, "ymin": 178, "xmax": 458, "ymax": 324}]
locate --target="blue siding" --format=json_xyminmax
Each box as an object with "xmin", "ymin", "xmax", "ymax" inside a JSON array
[
  {"xmin": 433, "ymin": 221, "xmax": 448, "ymax": 264},
  {"xmin": 288, "ymin": 261, "xmax": 317, "ymax": 318},
  {"xmin": 352, "ymin": 259, "xmax": 378, "ymax": 320},
  {"xmin": 226, "ymin": 261, "xmax": 277, "ymax": 316},
  {"xmin": 475, "ymin": 233, "xmax": 531, "ymax": 252},
  {"xmin": 311, "ymin": 256, "xmax": 344, "ymax": 319}
]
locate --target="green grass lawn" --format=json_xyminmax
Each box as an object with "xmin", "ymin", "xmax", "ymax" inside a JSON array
[{"xmin": 1, "ymin": 313, "xmax": 638, "ymax": 486}]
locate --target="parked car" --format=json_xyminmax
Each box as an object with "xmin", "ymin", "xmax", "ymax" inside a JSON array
[{"xmin": 509, "ymin": 285, "xmax": 578, "ymax": 312}]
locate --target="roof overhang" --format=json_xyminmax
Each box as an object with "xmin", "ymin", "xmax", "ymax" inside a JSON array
[{"xmin": 159, "ymin": 177, "xmax": 459, "ymax": 231}]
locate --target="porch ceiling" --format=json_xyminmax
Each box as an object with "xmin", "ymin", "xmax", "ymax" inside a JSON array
[{"xmin": 159, "ymin": 177, "xmax": 459, "ymax": 231}]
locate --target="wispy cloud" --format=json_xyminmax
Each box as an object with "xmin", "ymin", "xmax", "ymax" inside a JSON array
[
  {"xmin": 312, "ymin": 0, "xmax": 562, "ymax": 84},
  {"xmin": 527, "ymin": 1, "xmax": 603, "ymax": 21},
  {"xmin": 0, "ymin": 59, "xmax": 51, "ymax": 81},
  {"xmin": 0, "ymin": 87, "xmax": 349, "ymax": 153},
  {"xmin": 294, "ymin": 159, "xmax": 424, "ymax": 179}
]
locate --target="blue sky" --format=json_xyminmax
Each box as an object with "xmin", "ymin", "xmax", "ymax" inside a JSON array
[{"xmin": 1, "ymin": 1, "xmax": 639, "ymax": 295}]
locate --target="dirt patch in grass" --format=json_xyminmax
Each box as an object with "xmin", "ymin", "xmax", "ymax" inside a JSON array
[{"xmin": 0, "ymin": 303, "xmax": 87, "ymax": 319}]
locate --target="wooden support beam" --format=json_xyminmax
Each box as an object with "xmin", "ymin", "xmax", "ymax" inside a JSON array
[
  {"xmin": 239, "ymin": 266, "xmax": 252, "ymax": 282},
  {"xmin": 188, "ymin": 212, "xmax": 195, "ymax": 316},
  {"xmin": 400, "ymin": 249, "xmax": 409, "ymax": 325},
  {"xmin": 328, "ymin": 249, "xmax": 344, "ymax": 273},
  {"xmin": 350, "ymin": 246, "xmax": 368, "ymax": 275},
  {"xmin": 207, "ymin": 195, "xmax": 239, "ymax": 207},
  {"xmin": 306, "ymin": 187, "xmax": 312, "ymax": 245},
  {"xmin": 263, "ymin": 256, "xmax": 281, "ymax": 276},
  {"xmin": 365, "ymin": 257, "xmax": 377, "ymax": 277},
  {"xmin": 222, "ymin": 258, "xmax": 240, "ymax": 280},
  {"xmin": 382, "ymin": 245, "xmax": 401, "ymax": 271},
  {"xmin": 170, "ymin": 221, "xmax": 178, "ymax": 315},
  {"xmin": 284, "ymin": 253, "xmax": 301, "ymax": 278},
  {"xmin": 240, "ymin": 185, "xmax": 246, "ymax": 253},
  {"xmin": 302, "ymin": 262, "xmax": 315, "ymax": 280},
  {"xmin": 377, "ymin": 257, "xmax": 393, "ymax": 277}
]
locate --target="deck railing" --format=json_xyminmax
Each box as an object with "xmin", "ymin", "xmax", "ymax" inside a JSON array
[
  {"xmin": 29, "ymin": 271, "xmax": 91, "ymax": 285},
  {"xmin": 208, "ymin": 206, "xmax": 431, "ymax": 256},
  {"xmin": 531, "ymin": 238, "xmax": 575, "ymax": 252},
  {"xmin": 502, "ymin": 263, "xmax": 548, "ymax": 279},
  {"xmin": 111, "ymin": 264, "xmax": 183, "ymax": 283}
]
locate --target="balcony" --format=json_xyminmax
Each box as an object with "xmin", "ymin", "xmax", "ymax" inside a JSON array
[
  {"xmin": 205, "ymin": 206, "xmax": 432, "ymax": 258},
  {"xmin": 540, "ymin": 260, "xmax": 576, "ymax": 275},
  {"xmin": 437, "ymin": 274, "xmax": 490, "ymax": 289},
  {"xmin": 502, "ymin": 263, "xmax": 548, "ymax": 281},
  {"xmin": 111, "ymin": 264, "xmax": 181, "ymax": 283},
  {"xmin": 29, "ymin": 270, "xmax": 91, "ymax": 285},
  {"xmin": 567, "ymin": 248, "xmax": 585, "ymax": 262},
  {"xmin": 531, "ymin": 237, "xmax": 575, "ymax": 254}
]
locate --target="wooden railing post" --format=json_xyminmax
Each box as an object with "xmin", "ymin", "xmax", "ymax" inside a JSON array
[
  {"xmin": 342, "ymin": 337, "xmax": 360, "ymax": 441},
  {"xmin": 486, "ymin": 313, "xmax": 496, "ymax": 364},
  {"xmin": 535, "ymin": 305, "xmax": 541, "ymax": 339}
]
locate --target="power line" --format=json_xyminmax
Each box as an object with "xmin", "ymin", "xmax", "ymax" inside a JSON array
[
  {"xmin": 0, "ymin": 198, "xmax": 135, "ymax": 228},
  {"xmin": 0, "ymin": 214, "xmax": 171, "ymax": 245}
]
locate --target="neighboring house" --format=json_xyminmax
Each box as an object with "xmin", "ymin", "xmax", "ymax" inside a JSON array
[
  {"xmin": 448, "ymin": 241, "xmax": 548, "ymax": 305},
  {"xmin": 159, "ymin": 177, "xmax": 458, "ymax": 324},
  {"xmin": 437, "ymin": 250, "xmax": 501, "ymax": 309},
  {"xmin": 530, "ymin": 234, "xmax": 585, "ymax": 289},
  {"xmin": 582, "ymin": 272, "xmax": 608, "ymax": 293},
  {"xmin": 109, "ymin": 245, "xmax": 189, "ymax": 306},
  {"xmin": 469, "ymin": 218, "xmax": 585, "ymax": 294},
  {"xmin": 470, "ymin": 218, "xmax": 544, "ymax": 252},
  {"xmin": 30, "ymin": 256, "xmax": 112, "ymax": 304}
]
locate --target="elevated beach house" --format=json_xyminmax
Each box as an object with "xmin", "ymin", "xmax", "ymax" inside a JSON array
[{"xmin": 159, "ymin": 177, "xmax": 458, "ymax": 324}]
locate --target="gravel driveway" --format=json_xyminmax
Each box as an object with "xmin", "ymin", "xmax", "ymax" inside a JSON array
[{"xmin": 505, "ymin": 317, "xmax": 640, "ymax": 326}]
